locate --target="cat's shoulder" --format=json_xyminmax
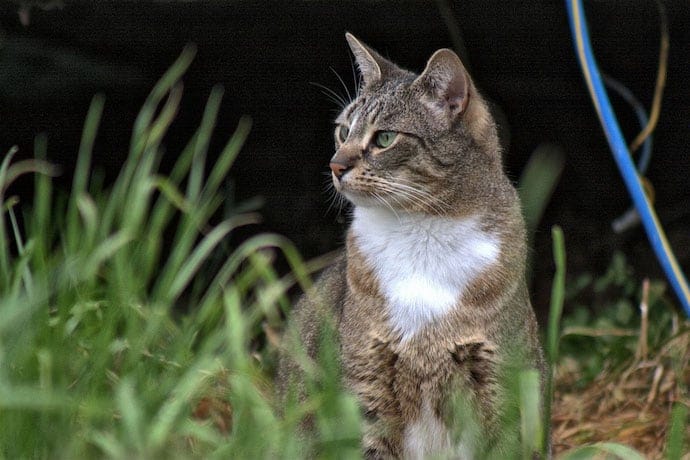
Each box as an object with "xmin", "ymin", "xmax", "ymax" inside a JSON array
[{"xmin": 294, "ymin": 251, "xmax": 348, "ymax": 317}]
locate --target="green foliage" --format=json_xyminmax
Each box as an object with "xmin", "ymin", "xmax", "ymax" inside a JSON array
[
  {"xmin": 518, "ymin": 143, "xmax": 565, "ymax": 239},
  {"xmin": 666, "ymin": 403, "xmax": 689, "ymax": 459},
  {"xmin": 544, "ymin": 225, "xmax": 566, "ymax": 457},
  {"xmin": 559, "ymin": 251, "xmax": 677, "ymax": 385},
  {"xmin": 0, "ymin": 48, "xmax": 356, "ymax": 459},
  {"xmin": 558, "ymin": 441, "xmax": 647, "ymax": 460},
  {"xmin": 441, "ymin": 364, "xmax": 544, "ymax": 459}
]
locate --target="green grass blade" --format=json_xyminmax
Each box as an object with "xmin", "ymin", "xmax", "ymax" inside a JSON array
[
  {"xmin": 31, "ymin": 135, "xmax": 53, "ymax": 271},
  {"xmin": 130, "ymin": 45, "xmax": 196, "ymax": 156},
  {"xmin": 148, "ymin": 357, "xmax": 219, "ymax": 451},
  {"xmin": 115, "ymin": 378, "xmax": 145, "ymax": 452},
  {"xmin": 187, "ymin": 85, "xmax": 224, "ymax": 203},
  {"xmin": 666, "ymin": 403, "xmax": 688, "ymax": 460},
  {"xmin": 66, "ymin": 94, "xmax": 105, "ymax": 251},
  {"xmin": 7, "ymin": 203, "xmax": 33, "ymax": 296},
  {"xmin": 150, "ymin": 176, "xmax": 190, "ymax": 213},
  {"xmin": 197, "ymin": 234, "xmax": 309, "ymax": 312},
  {"xmin": 102, "ymin": 49, "xmax": 192, "ymax": 238},
  {"xmin": 76, "ymin": 192, "xmax": 99, "ymax": 252},
  {"xmin": 0, "ymin": 384, "xmax": 71, "ymax": 410},
  {"xmin": 3, "ymin": 160, "xmax": 58, "ymax": 191},
  {"xmin": 547, "ymin": 226, "xmax": 566, "ymax": 364},
  {"xmin": 203, "ymin": 115, "xmax": 252, "ymax": 200},
  {"xmin": 82, "ymin": 231, "xmax": 132, "ymax": 276},
  {"xmin": 544, "ymin": 225, "xmax": 566, "ymax": 457},
  {"xmin": 146, "ymin": 83, "xmax": 184, "ymax": 150},
  {"xmin": 0, "ymin": 146, "xmax": 19, "ymax": 285},
  {"xmin": 119, "ymin": 147, "xmax": 160, "ymax": 234},
  {"xmin": 518, "ymin": 143, "xmax": 565, "ymax": 237},
  {"xmin": 559, "ymin": 442, "xmax": 647, "ymax": 460},
  {"xmin": 224, "ymin": 285, "xmax": 248, "ymax": 369},
  {"xmin": 0, "ymin": 146, "xmax": 18, "ymax": 189},
  {"xmin": 519, "ymin": 369, "xmax": 543, "ymax": 459},
  {"xmin": 167, "ymin": 217, "xmax": 249, "ymax": 302},
  {"xmin": 138, "ymin": 176, "xmax": 190, "ymax": 283},
  {"xmin": 90, "ymin": 432, "xmax": 127, "ymax": 459}
]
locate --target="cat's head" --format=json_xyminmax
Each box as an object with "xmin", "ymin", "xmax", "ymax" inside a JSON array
[{"xmin": 330, "ymin": 33, "xmax": 505, "ymax": 217}]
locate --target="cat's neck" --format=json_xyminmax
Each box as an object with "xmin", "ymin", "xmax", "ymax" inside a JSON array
[
  {"xmin": 349, "ymin": 206, "xmax": 502, "ymax": 340},
  {"xmin": 350, "ymin": 206, "xmax": 500, "ymax": 247}
]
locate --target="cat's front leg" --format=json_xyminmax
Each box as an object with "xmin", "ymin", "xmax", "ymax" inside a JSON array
[
  {"xmin": 342, "ymin": 335, "xmax": 404, "ymax": 459},
  {"xmin": 361, "ymin": 419, "xmax": 400, "ymax": 460}
]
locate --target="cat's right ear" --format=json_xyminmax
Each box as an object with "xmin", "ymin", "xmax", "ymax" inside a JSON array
[
  {"xmin": 345, "ymin": 33, "xmax": 390, "ymax": 88},
  {"xmin": 413, "ymin": 49, "xmax": 471, "ymax": 121}
]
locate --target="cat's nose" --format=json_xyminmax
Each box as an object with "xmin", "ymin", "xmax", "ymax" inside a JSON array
[
  {"xmin": 330, "ymin": 146, "xmax": 360, "ymax": 179},
  {"xmin": 329, "ymin": 161, "xmax": 351, "ymax": 178},
  {"xmin": 330, "ymin": 147, "xmax": 358, "ymax": 179}
]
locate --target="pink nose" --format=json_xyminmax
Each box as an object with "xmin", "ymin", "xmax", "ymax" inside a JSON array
[{"xmin": 329, "ymin": 161, "xmax": 349, "ymax": 178}]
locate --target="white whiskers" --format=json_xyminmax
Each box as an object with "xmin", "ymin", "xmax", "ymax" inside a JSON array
[
  {"xmin": 323, "ymin": 172, "xmax": 348, "ymax": 217},
  {"xmin": 311, "ymin": 81, "xmax": 349, "ymax": 109},
  {"xmin": 371, "ymin": 191, "xmax": 401, "ymax": 220},
  {"xmin": 330, "ymin": 67, "xmax": 353, "ymax": 106},
  {"xmin": 373, "ymin": 176, "xmax": 450, "ymax": 216},
  {"xmin": 310, "ymin": 67, "xmax": 356, "ymax": 111}
]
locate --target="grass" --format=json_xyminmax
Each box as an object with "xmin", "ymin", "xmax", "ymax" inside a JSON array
[
  {"xmin": 0, "ymin": 48, "xmax": 358, "ymax": 459},
  {"xmin": 551, "ymin": 249, "xmax": 689, "ymax": 458},
  {"xmin": 0, "ymin": 50, "xmax": 687, "ymax": 459}
]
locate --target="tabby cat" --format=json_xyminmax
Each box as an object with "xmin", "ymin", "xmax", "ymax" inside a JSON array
[{"xmin": 278, "ymin": 33, "xmax": 546, "ymax": 459}]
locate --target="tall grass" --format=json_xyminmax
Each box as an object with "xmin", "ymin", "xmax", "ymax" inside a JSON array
[
  {"xmin": 544, "ymin": 225, "xmax": 566, "ymax": 456},
  {"xmin": 0, "ymin": 48, "xmax": 361, "ymax": 459}
]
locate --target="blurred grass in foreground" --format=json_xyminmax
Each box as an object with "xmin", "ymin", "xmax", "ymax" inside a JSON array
[{"xmin": 0, "ymin": 47, "xmax": 361, "ymax": 459}]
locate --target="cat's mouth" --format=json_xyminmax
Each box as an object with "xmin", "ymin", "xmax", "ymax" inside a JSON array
[
  {"xmin": 332, "ymin": 173, "xmax": 358, "ymax": 201},
  {"xmin": 332, "ymin": 173, "xmax": 398, "ymax": 209},
  {"xmin": 331, "ymin": 170, "xmax": 344, "ymax": 191},
  {"xmin": 332, "ymin": 172, "xmax": 375, "ymax": 206},
  {"xmin": 331, "ymin": 168, "xmax": 360, "ymax": 193},
  {"xmin": 333, "ymin": 170, "xmax": 449, "ymax": 215}
]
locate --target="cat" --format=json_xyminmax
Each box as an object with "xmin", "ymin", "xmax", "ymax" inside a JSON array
[{"xmin": 278, "ymin": 33, "xmax": 546, "ymax": 459}]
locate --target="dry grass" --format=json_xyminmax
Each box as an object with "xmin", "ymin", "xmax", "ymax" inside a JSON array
[{"xmin": 552, "ymin": 307, "xmax": 690, "ymax": 459}]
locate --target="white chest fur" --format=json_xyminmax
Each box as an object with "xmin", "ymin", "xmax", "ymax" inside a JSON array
[{"xmin": 351, "ymin": 207, "xmax": 500, "ymax": 341}]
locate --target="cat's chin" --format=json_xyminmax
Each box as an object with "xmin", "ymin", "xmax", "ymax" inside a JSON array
[
  {"xmin": 337, "ymin": 189, "xmax": 369, "ymax": 206},
  {"xmin": 340, "ymin": 191, "xmax": 402, "ymax": 212},
  {"xmin": 339, "ymin": 191, "xmax": 372, "ymax": 208}
]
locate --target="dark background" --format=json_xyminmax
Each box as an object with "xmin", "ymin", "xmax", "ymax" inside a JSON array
[{"xmin": 1, "ymin": 1, "xmax": 688, "ymax": 321}]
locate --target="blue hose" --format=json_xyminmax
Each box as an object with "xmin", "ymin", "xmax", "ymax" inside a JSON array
[
  {"xmin": 565, "ymin": 0, "xmax": 690, "ymax": 317},
  {"xmin": 603, "ymin": 75, "xmax": 652, "ymax": 174}
]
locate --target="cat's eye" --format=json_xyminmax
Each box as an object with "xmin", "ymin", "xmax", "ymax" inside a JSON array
[
  {"xmin": 373, "ymin": 131, "xmax": 397, "ymax": 149},
  {"xmin": 337, "ymin": 125, "xmax": 349, "ymax": 143}
]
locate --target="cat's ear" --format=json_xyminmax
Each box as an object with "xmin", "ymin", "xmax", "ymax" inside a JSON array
[
  {"xmin": 345, "ymin": 33, "xmax": 392, "ymax": 88},
  {"xmin": 413, "ymin": 49, "xmax": 470, "ymax": 120}
]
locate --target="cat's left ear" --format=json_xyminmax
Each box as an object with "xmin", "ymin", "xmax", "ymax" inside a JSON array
[
  {"xmin": 413, "ymin": 49, "xmax": 470, "ymax": 120},
  {"xmin": 346, "ymin": 33, "xmax": 395, "ymax": 88}
]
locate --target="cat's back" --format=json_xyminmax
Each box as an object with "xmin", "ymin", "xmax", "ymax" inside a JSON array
[
  {"xmin": 276, "ymin": 253, "xmax": 347, "ymax": 395},
  {"xmin": 288, "ymin": 251, "xmax": 347, "ymax": 338}
]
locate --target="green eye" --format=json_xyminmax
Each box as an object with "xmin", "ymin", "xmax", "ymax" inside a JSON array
[
  {"xmin": 374, "ymin": 131, "xmax": 397, "ymax": 148},
  {"xmin": 337, "ymin": 125, "xmax": 349, "ymax": 142}
]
